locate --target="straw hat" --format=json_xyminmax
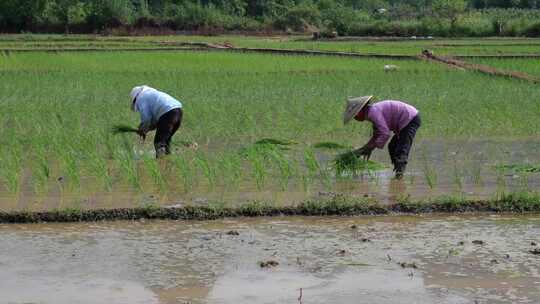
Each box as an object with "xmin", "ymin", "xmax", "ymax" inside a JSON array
[{"xmin": 343, "ymin": 95, "xmax": 373, "ymax": 124}]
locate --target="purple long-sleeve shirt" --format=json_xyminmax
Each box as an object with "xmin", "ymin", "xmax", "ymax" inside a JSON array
[{"xmin": 365, "ymin": 100, "xmax": 418, "ymax": 149}]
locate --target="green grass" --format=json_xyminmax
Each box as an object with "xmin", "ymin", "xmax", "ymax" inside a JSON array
[{"xmin": 0, "ymin": 49, "xmax": 539, "ymax": 204}]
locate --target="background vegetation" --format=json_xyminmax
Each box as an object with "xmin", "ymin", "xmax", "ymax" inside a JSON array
[{"xmin": 2, "ymin": 0, "xmax": 540, "ymax": 37}]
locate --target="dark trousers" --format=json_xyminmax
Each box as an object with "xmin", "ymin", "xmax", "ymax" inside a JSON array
[
  {"xmin": 155, "ymin": 108, "xmax": 183, "ymax": 157},
  {"xmin": 388, "ymin": 114, "xmax": 421, "ymax": 171}
]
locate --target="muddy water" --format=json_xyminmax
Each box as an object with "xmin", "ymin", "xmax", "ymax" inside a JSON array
[
  {"xmin": 1, "ymin": 139, "xmax": 539, "ymax": 211},
  {"xmin": 1, "ymin": 215, "xmax": 539, "ymax": 304}
]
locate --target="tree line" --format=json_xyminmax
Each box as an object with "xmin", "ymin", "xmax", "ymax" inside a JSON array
[{"xmin": 2, "ymin": 0, "xmax": 540, "ymax": 36}]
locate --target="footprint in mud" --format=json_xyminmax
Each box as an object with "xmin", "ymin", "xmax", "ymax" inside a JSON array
[
  {"xmin": 259, "ymin": 260, "xmax": 279, "ymax": 268},
  {"xmin": 529, "ymin": 248, "xmax": 540, "ymax": 255},
  {"xmin": 472, "ymin": 240, "xmax": 485, "ymax": 245},
  {"xmin": 398, "ymin": 262, "xmax": 418, "ymax": 269},
  {"xmin": 226, "ymin": 230, "xmax": 240, "ymax": 236}
]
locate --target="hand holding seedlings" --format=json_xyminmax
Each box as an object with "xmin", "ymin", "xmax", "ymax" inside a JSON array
[
  {"xmin": 137, "ymin": 128, "xmax": 146, "ymax": 141},
  {"xmin": 112, "ymin": 124, "xmax": 145, "ymax": 142},
  {"xmin": 343, "ymin": 96, "xmax": 421, "ymax": 179},
  {"xmin": 353, "ymin": 145, "xmax": 374, "ymax": 161}
]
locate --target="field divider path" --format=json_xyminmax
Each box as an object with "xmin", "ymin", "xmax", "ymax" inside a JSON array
[
  {"xmin": 154, "ymin": 41, "xmax": 421, "ymax": 59},
  {"xmin": 421, "ymin": 51, "xmax": 540, "ymax": 83},
  {"xmin": 161, "ymin": 41, "xmax": 540, "ymax": 59},
  {"xmin": 3, "ymin": 40, "xmax": 540, "ymax": 60},
  {"xmin": 1, "ymin": 195, "xmax": 539, "ymax": 223}
]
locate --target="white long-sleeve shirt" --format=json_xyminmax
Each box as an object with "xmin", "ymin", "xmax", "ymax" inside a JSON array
[{"xmin": 134, "ymin": 87, "xmax": 182, "ymax": 132}]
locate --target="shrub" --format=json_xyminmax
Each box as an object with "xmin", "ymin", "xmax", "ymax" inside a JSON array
[
  {"xmin": 321, "ymin": 8, "xmax": 371, "ymax": 35},
  {"xmin": 523, "ymin": 21, "xmax": 540, "ymax": 37},
  {"xmin": 275, "ymin": 4, "xmax": 321, "ymax": 32},
  {"xmin": 454, "ymin": 12, "xmax": 494, "ymax": 36},
  {"xmin": 86, "ymin": 0, "xmax": 135, "ymax": 30}
]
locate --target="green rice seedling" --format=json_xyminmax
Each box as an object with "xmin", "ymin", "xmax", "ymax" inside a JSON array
[
  {"xmin": 171, "ymin": 153, "xmax": 197, "ymax": 192},
  {"xmin": 112, "ymin": 124, "xmax": 139, "ymax": 134},
  {"xmin": 103, "ymin": 132, "xmax": 119, "ymax": 160},
  {"xmin": 470, "ymin": 161, "xmax": 483, "ymax": 187},
  {"xmin": 242, "ymin": 145, "xmax": 269, "ymax": 190},
  {"xmin": 518, "ymin": 172, "xmax": 531, "ymax": 192},
  {"xmin": 115, "ymin": 149, "xmax": 140, "ymax": 190},
  {"xmin": 217, "ymin": 153, "xmax": 243, "ymax": 191},
  {"xmin": 496, "ymin": 163, "xmax": 540, "ymax": 174},
  {"xmin": 495, "ymin": 170, "xmax": 507, "ymax": 199},
  {"xmin": 143, "ymin": 155, "xmax": 167, "ymax": 192},
  {"xmin": 312, "ymin": 142, "xmax": 349, "ymax": 150},
  {"xmin": 239, "ymin": 140, "xmax": 291, "ymax": 159},
  {"xmin": 304, "ymin": 148, "xmax": 320, "ymax": 177},
  {"xmin": 0, "ymin": 147, "xmax": 22, "ymax": 194},
  {"xmin": 254, "ymin": 138, "xmax": 297, "ymax": 146},
  {"xmin": 302, "ymin": 148, "xmax": 319, "ymax": 191},
  {"xmin": 195, "ymin": 153, "xmax": 216, "ymax": 189},
  {"xmin": 420, "ymin": 153, "xmax": 437, "ymax": 190},
  {"xmin": 452, "ymin": 160, "xmax": 463, "ymax": 193},
  {"xmin": 124, "ymin": 154, "xmax": 141, "ymax": 190},
  {"xmin": 304, "ymin": 148, "xmax": 332, "ymax": 188},
  {"xmin": 267, "ymin": 148, "xmax": 294, "ymax": 190},
  {"xmin": 31, "ymin": 148, "xmax": 51, "ymax": 195},
  {"xmin": 59, "ymin": 148, "xmax": 81, "ymax": 192},
  {"xmin": 333, "ymin": 151, "xmax": 384, "ymax": 177},
  {"xmin": 86, "ymin": 151, "xmax": 113, "ymax": 192}
]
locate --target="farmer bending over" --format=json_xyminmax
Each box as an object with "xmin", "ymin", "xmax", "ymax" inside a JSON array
[
  {"xmin": 343, "ymin": 96, "xmax": 421, "ymax": 179},
  {"xmin": 130, "ymin": 85, "xmax": 183, "ymax": 158}
]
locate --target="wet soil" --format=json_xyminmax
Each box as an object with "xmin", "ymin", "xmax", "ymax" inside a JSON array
[{"xmin": 1, "ymin": 215, "xmax": 539, "ymax": 304}]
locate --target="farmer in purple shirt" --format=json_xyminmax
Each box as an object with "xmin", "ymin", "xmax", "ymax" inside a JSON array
[{"xmin": 343, "ymin": 96, "xmax": 421, "ymax": 179}]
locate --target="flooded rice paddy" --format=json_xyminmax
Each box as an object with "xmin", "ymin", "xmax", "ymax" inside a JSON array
[
  {"xmin": 1, "ymin": 214, "xmax": 539, "ymax": 303},
  {"xmin": 0, "ymin": 139, "xmax": 539, "ymax": 211}
]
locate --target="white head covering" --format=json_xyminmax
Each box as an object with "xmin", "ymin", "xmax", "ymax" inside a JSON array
[{"xmin": 130, "ymin": 85, "xmax": 148, "ymax": 110}]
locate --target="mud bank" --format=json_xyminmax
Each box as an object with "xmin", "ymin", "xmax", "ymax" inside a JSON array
[{"xmin": 1, "ymin": 193, "xmax": 539, "ymax": 223}]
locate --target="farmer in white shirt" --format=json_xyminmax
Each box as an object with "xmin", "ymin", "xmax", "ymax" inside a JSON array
[{"xmin": 130, "ymin": 85, "xmax": 183, "ymax": 158}]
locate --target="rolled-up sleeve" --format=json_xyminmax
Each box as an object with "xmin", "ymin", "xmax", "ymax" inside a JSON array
[{"xmin": 366, "ymin": 114, "xmax": 391, "ymax": 149}]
